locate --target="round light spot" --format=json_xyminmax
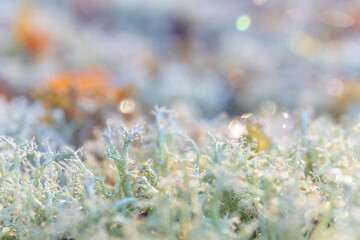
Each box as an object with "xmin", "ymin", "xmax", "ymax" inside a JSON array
[
  {"xmin": 327, "ymin": 79, "xmax": 344, "ymax": 97},
  {"xmin": 119, "ymin": 98, "xmax": 136, "ymax": 114},
  {"xmin": 236, "ymin": 15, "xmax": 251, "ymax": 32},
  {"xmin": 260, "ymin": 100, "xmax": 277, "ymax": 117},
  {"xmin": 227, "ymin": 68, "xmax": 246, "ymax": 88},
  {"xmin": 228, "ymin": 120, "xmax": 247, "ymax": 139},
  {"xmin": 318, "ymin": 10, "xmax": 354, "ymax": 28},
  {"xmin": 281, "ymin": 171, "xmax": 289, "ymax": 179},
  {"xmin": 253, "ymin": 0, "xmax": 266, "ymax": 5}
]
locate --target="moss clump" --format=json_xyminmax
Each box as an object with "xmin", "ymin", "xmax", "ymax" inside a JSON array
[{"xmin": 1, "ymin": 108, "xmax": 360, "ymax": 239}]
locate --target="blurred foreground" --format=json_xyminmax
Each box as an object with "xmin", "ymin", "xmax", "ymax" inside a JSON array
[{"xmin": 1, "ymin": 1, "xmax": 360, "ymax": 146}]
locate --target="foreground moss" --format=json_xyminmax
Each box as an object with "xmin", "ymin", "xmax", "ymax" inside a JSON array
[{"xmin": 1, "ymin": 108, "xmax": 360, "ymax": 239}]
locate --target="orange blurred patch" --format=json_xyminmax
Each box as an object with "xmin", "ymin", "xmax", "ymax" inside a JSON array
[
  {"xmin": 35, "ymin": 69, "xmax": 133, "ymax": 120},
  {"xmin": 46, "ymin": 70, "xmax": 110, "ymax": 98},
  {"xmin": 14, "ymin": 5, "xmax": 50, "ymax": 57}
]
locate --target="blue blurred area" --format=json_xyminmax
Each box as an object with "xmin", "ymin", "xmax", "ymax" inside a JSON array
[{"xmin": 1, "ymin": 0, "xmax": 360, "ymax": 118}]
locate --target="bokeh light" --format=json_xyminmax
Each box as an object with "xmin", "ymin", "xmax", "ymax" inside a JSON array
[
  {"xmin": 327, "ymin": 79, "xmax": 344, "ymax": 97},
  {"xmin": 236, "ymin": 15, "xmax": 251, "ymax": 32},
  {"xmin": 119, "ymin": 98, "xmax": 136, "ymax": 114},
  {"xmin": 260, "ymin": 100, "xmax": 277, "ymax": 117},
  {"xmin": 253, "ymin": 0, "xmax": 266, "ymax": 6},
  {"xmin": 318, "ymin": 10, "xmax": 354, "ymax": 28},
  {"xmin": 228, "ymin": 120, "xmax": 247, "ymax": 139}
]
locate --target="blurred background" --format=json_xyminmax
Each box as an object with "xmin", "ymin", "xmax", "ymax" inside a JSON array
[{"xmin": 1, "ymin": 0, "xmax": 360, "ymax": 146}]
